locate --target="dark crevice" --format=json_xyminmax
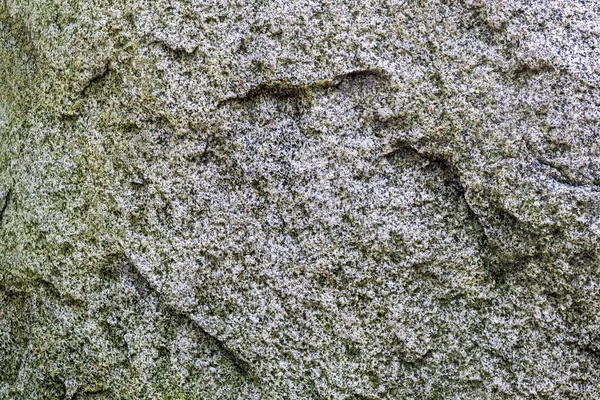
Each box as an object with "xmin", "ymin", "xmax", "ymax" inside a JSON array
[
  {"xmin": 512, "ymin": 58, "xmax": 555, "ymax": 77},
  {"xmin": 0, "ymin": 187, "xmax": 12, "ymax": 225},
  {"xmin": 180, "ymin": 124, "xmax": 221, "ymax": 166},
  {"xmin": 534, "ymin": 155, "xmax": 598, "ymax": 189},
  {"xmin": 79, "ymin": 61, "xmax": 112, "ymax": 97},
  {"xmin": 382, "ymin": 141, "xmax": 491, "ymax": 248},
  {"xmin": 36, "ymin": 277, "xmax": 87, "ymax": 308},
  {"xmin": 71, "ymin": 388, "xmax": 110, "ymax": 400},
  {"xmin": 535, "ymin": 156, "xmax": 572, "ymax": 185},
  {"xmin": 398, "ymin": 348, "xmax": 434, "ymax": 368},
  {"xmin": 147, "ymin": 38, "xmax": 199, "ymax": 57},
  {"xmin": 217, "ymin": 68, "xmax": 388, "ymax": 106},
  {"xmin": 580, "ymin": 342, "xmax": 600, "ymax": 361},
  {"xmin": 524, "ymin": 140, "xmax": 599, "ymax": 189},
  {"xmin": 219, "ymin": 81, "xmax": 309, "ymax": 106}
]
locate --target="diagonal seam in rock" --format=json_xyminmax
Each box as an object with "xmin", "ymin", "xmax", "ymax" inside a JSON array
[
  {"xmin": 0, "ymin": 188, "xmax": 12, "ymax": 226},
  {"xmin": 121, "ymin": 258, "xmax": 259, "ymax": 381},
  {"xmin": 524, "ymin": 139, "xmax": 600, "ymax": 189},
  {"xmin": 79, "ymin": 61, "xmax": 113, "ymax": 97}
]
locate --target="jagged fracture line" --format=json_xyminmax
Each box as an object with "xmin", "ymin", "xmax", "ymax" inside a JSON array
[
  {"xmin": 0, "ymin": 188, "xmax": 12, "ymax": 225},
  {"xmin": 122, "ymin": 259, "xmax": 259, "ymax": 381},
  {"xmin": 79, "ymin": 61, "xmax": 112, "ymax": 96},
  {"xmin": 217, "ymin": 68, "xmax": 388, "ymax": 106}
]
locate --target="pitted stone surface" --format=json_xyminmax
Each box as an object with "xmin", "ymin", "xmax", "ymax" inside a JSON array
[{"xmin": 1, "ymin": 1, "xmax": 599, "ymax": 399}]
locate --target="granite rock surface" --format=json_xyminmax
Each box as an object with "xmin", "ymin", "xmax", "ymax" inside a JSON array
[{"xmin": 1, "ymin": 0, "xmax": 599, "ymax": 398}]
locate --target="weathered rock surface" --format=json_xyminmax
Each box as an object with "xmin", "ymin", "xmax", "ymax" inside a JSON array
[{"xmin": 1, "ymin": 0, "xmax": 599, "ymax": 398}]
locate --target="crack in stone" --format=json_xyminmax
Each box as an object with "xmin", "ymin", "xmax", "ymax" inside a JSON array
[
  {"xmin": 535, "ymin": 155, "xmax": 599, "ymax": 189},
  {"xmin": 0, "ymin": 188, "xmax": 12, "ymax": 226},
  {"xmin": 120, "ymin": 258, "xmax": 259, "ymax": 382},
  {"xmin": 382, "ymin": 141, "xmax": 491, "ymax": 249},
  {"xmin": 70, "ymin": 387, "xmax": 110, "ymax": 400},
  {"xmin": 147, "ymin": 38, "xmax": 199, "ymax": 56},
  {"xmin": 79, "ymin": 61, "xmax": 112, "ymax": 97},
  {"xmin": 36, "ymin": 277, "xmax": 87, "ymax": 308},
  {"xmin": 524, "ymin": 140, "xmax": 599, "ymax": 189},
  {"xmin": 379, "ymin": 140, "xmax": 538, "ymax": 277},
  {"xmin": 217, "ymin": 68, "xmax": 388, "ymax": 106}
]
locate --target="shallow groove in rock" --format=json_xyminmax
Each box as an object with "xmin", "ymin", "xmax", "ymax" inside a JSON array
[
  {"xmin": 218, "ymin": 68, "xmax": 388, "ymax": 106},
  {"xmin": 119, "ymin": 258, "xmax": 259, "ymax": 382},
  {"xmin": 79, "ymin": 61, "xmax": 112, "ymax": 97}
]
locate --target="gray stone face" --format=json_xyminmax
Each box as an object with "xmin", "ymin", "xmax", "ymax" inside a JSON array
[{"xmin": 1, "ymin": 0, "xmax": 599, "ymax": 398}]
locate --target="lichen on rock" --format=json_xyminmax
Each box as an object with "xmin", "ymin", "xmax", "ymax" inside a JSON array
[{"xmin": 1, "ymin": 0, "xmax": 599, "ymax": 399}]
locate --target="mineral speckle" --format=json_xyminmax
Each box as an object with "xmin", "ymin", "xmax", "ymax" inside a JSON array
[{"xmin": 1, "ymin": 0, "xmax": 599, "ymax": 398}]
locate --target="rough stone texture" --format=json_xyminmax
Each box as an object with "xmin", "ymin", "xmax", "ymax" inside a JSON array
[{"xmin": 1, "ymin": 0, "xmax": 599, "ymax": 398}]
